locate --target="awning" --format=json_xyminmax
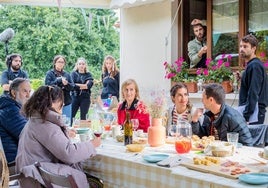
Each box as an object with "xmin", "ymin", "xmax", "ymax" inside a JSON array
[
  {"xmin": 110, "ymin": 0, "xmax": 166, "ymax": 9},
  {"xmin": 0, "ymin": 0, "xmax": 111, "ymax": 8},
  {"xmin": 0, "ymin": 0, "xmax": 167, "ymax": 9}
]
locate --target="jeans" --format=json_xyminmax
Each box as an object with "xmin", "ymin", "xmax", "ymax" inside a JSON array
[
  {"xmin": 63, "ymin": 104, "xmax": 72, "ymax": 121},
  {"xmin": 71, "ymin": 95, "xmax": 91, "ymax": 120}
]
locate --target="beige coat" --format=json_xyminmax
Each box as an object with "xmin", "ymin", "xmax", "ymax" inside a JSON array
[{"xmin": 16, "ymin": 110, "xmax": 96, "ymax": 188}]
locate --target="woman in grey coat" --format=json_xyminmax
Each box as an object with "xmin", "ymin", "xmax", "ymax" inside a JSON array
[{"xmin": 15, "ymin": 85, "xmax": 101, "ymax": 188}]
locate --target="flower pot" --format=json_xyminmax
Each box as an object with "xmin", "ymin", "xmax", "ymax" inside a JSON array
[
  {"xmin": 221, "ymin": 80, "xmax": 233, "ymax": 93},
  {"xmin": 148, "ymin": 118, "xmax": 166, "ymax": 147},
  {"xmin": 184, "ymin": 82, "xmax": 198, "ymax": 93}
]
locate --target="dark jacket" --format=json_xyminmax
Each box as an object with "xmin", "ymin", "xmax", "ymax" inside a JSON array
[
  {"xmin": 191, "ymin": 104, "xmax": 253, "ymax": 146},
  {"xmin": 45, "ymin": 69, "xmax": 75, "ymax": 106},
  {"xmin": 70, "ymin": 71, "xmax": 94, "ymax": 97},
  {"xmin": 1, "ymin": 69, "xmax": 28, "ymax": 95},
  {"xmin": 0, "ymin": 95, "xmax": 27, "ymax": 162},
  {"xmin": 101, "ymin": 72, "xmax": 120, "ymax": 100},
  {"xmin": 239, "ymin": 58, "xmax": 268, "ymax": 121}
]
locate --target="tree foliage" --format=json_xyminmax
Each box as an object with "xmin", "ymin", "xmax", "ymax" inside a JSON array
[{"xmin": 0, "ymin": 5, "xmax": 120, "ymax": 79}]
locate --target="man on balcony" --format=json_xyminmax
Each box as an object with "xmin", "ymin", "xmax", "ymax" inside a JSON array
[{"xmin": 188, "ymin": 19, "xmax": 207, "ymax": 68}]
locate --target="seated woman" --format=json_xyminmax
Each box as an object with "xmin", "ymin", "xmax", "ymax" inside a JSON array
[
  {"xmin": 16, "ymin": 86, "xmax": 101, "ymax": 188},
  {"xmin": 168, "ymin": 83, "xmax": 204, "ymax": 128},
  {"xmin": 117, "ymin": 79, "xmax": 150, "ymax": 133}
]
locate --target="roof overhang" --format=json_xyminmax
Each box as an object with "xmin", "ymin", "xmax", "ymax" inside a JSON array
[{"xmin": 0, "ymin": 0, "xmax": 167, "ymax": 9}]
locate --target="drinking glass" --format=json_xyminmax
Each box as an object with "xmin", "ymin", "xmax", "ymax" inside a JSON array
[
  {"xmin": 72, "ymin": 118, "xmax": 80, "ymax": 128},
  {"xmin": 92, "ymin": 124, "xmax": 103, "ymax": 138},
  {"xmin": 168, "ymin": 124, "xmax": 177, "ymax": 137},
  {"xmin": 131, "ymin": 119, "xmax": 139, "ymax": 132},
  {"xmin": 62, "ymin": 115, "xmax": 71, "ymax": 127},
  {"xmin": 227, "ymin": 132, "xmax": 239, "ymax": 152}
]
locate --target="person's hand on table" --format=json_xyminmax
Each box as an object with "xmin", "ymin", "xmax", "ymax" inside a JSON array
[{"xmin": 91, "ymin": 137, "xmax": 101, "ymax": 148}]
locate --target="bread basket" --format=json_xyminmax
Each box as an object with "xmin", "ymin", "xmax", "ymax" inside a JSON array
[{"xmin": 205, "ymin": 141, "xmax": 234, "ymax": 157}]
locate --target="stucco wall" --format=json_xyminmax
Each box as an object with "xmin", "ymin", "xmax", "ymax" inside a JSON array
[{"xmin": 119, "ymin": 1, "xmax": 174, "ymax": 100}]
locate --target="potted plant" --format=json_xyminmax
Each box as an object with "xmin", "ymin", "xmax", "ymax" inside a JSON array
[
  {"xmin": 164, "ymin": 57, "xmax": 197, "ymax": 93},
  {"xmin": 196, "ymin": 55, "xmax": 234, "ymax": 93}
]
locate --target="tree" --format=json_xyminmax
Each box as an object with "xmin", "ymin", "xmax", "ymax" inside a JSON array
[{"xmin": 0, "ymin": 5, "xmax": 120, "ymax": 79}]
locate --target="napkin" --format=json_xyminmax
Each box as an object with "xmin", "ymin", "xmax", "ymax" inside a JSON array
[{"xmin": 157, "ymin": 156, "xmax": 182, "ymax": 168}]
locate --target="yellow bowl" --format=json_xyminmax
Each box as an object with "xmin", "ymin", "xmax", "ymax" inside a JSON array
[{"xmin": 126, "ymin": 144, "xmax": 145, "ymax": 152}]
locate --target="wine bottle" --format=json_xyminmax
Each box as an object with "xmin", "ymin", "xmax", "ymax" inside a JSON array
[{"xmin": 124, "ymin": 111, "xmax": 133, "ymax": 145}]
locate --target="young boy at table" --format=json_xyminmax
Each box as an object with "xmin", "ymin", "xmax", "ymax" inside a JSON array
[{"xmin": 191, "ymin": 83, "xmax": 253, "ymax": 146}]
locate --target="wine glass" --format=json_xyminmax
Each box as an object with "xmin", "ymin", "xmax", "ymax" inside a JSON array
[
  {"xmin": 92, "ymin": 124, "xmax": 103, "ymax": 138},
  {"xmin": 131, "ymin": 119, "xmax": 139, "ymax": 136}
]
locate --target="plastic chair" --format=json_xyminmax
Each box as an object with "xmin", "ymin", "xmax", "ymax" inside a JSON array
[{"xmin": 34, "ymin": 162, "xmax": 78, "ymax": 188}]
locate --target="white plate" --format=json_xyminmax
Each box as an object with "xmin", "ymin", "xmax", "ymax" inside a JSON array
[
  {"xmin": 239, "ymin": 173, "xmax": 268, "ymax": 185},
  {"xmin": 143, "ymin": 154, "xmax": 169, "ymax": 163}
]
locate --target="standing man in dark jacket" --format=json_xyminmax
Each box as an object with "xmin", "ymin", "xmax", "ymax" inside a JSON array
[
  {"xmin": 0, "ymin": 78, "xmax": 31, "ymax": 162},
  {"xmin": 1, "ymin": 53, "xmax": 28, "ymax": 95},
  {"xmin": 238, "ymin": 34, "xmax": 268, "ymax": 124},
  {"xmin": 191, "ymin": 83, "xmax": 253, "ymax": 146}
]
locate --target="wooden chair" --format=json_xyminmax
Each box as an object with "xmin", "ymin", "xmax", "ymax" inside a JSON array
[
  {"xmin": 34, "ymin": 162, "xmax": 78, "ymax": 188},
  {"xmin": 0, "ymin": 137, "xmax": 23, "ymax": 187}
]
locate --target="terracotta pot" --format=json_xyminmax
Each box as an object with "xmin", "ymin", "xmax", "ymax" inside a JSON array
[
  {"xmin": 171, "ymin": 81, "xmax": 198, "ymax": 93},
  {"xmin": 221, "ymin": 80, "xmax": 233, "ymax": 93},
  {"xmin": 184, "ymin": 82, "xmax": 198, "ymax": 93},
  {"xmin": 148, "ymin": 118, "xmax": 166, "ymax": 147}
]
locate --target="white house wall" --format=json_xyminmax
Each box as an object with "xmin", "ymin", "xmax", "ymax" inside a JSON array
[{"xmin": 120, "ymin": 0, "xmax": 174, "ymax": 100}]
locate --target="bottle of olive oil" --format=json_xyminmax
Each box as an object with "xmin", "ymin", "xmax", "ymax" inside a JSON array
[{"xmin": 124, "ymin": 111, "xmax": 133, "ymax": 145}]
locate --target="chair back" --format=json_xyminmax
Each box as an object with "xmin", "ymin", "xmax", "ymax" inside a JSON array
[
  {"xmin": 0, "ymin": 137, "xmax": 9, "ymax": 188},
  {"xmin": 34, "ymin": 162, "xmax": 78, "ymax": 188}
]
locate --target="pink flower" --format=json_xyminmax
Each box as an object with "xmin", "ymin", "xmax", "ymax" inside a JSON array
[
  {"xmin": 260, "ymin": 52, "xmax": 266, "ymax": 58},
  {"xmin": 206, "ymin": 58, "xmax": 212, "ymax": 66},
  {"xmin": 224, "ymin": 62, "xmax": 230, "ymax": 67},
  {"xmin": 217, "ymin": 59, "xmax": 223, "ymax": 68},
  {"xmin": 203, "ymin": 69, "xmax": 209, "ymax": 75},
  {"xmin": 196, "ymin": 68, "xmax": 202, "ymax": 75}
]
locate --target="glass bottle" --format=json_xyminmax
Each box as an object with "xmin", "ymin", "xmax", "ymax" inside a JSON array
[{"xmin": 124, "ymin": 111, "xmax": 133, "ymax": 145}]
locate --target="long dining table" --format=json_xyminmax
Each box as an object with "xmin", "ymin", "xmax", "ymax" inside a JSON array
[{"xmin": 82, "ymin": 136, "xmax": 268, "ymax": 188}]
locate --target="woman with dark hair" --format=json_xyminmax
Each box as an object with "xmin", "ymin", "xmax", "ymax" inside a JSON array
[
  {"xmin": 168, "ymin": 82, "xmax": 203, "ymax": 125},
  {"xmin": 71, "ymin": 57, "xmax": 94, "ymax": 120},
  {"xmin": 101, "ymin": 55, "xmax": 120, "ymax": 100},
  {"xmin": 16, "ymin": 85, "xmax": 101, "ymax": 188},
  {"xmin": 45, "ymin": 55, "xmax": 75, "ymax": 120}
]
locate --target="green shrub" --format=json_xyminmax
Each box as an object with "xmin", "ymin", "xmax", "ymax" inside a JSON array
[{"xmin": 31, "ymin": 79, "xmax": 44, "ymax": 91}]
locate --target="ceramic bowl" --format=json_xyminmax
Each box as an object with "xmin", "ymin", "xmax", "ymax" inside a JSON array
[
  {"xmin": 75, "ymin": 128, "xmax": 90, "ymax": 134},
  {"xmin": 126, "ymin": 144, "xmax": 145, "ymax": 152}
]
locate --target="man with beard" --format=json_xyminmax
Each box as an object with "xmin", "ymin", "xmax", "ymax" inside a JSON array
[
  {"xmin": 0, "ymin": 78, "xmax": 31, "ymax": 162},
  {"xmin": 188, "ymin": 19, "xmax": 207, "ymax": 68},
  {"xmin": 1, "ymin": 53, "xmax": 28, "ymax": 95},
  {"xmin": 239, "ymin": 34, "xmax": 268, "ymax": 124}
]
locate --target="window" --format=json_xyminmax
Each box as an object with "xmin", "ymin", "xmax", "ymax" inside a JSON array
[
  {"xmin": 182, "ymin": 0, "xmax": 268, "ymax": 69},
  {"xmin": 249, "ymin": 0, "xmax": 268, "ymax": 62}
]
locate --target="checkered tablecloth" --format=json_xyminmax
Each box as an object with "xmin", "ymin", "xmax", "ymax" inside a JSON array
[{"xmin": 82, "ymin": 138, "xmax": 268, "ymax": 188}]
